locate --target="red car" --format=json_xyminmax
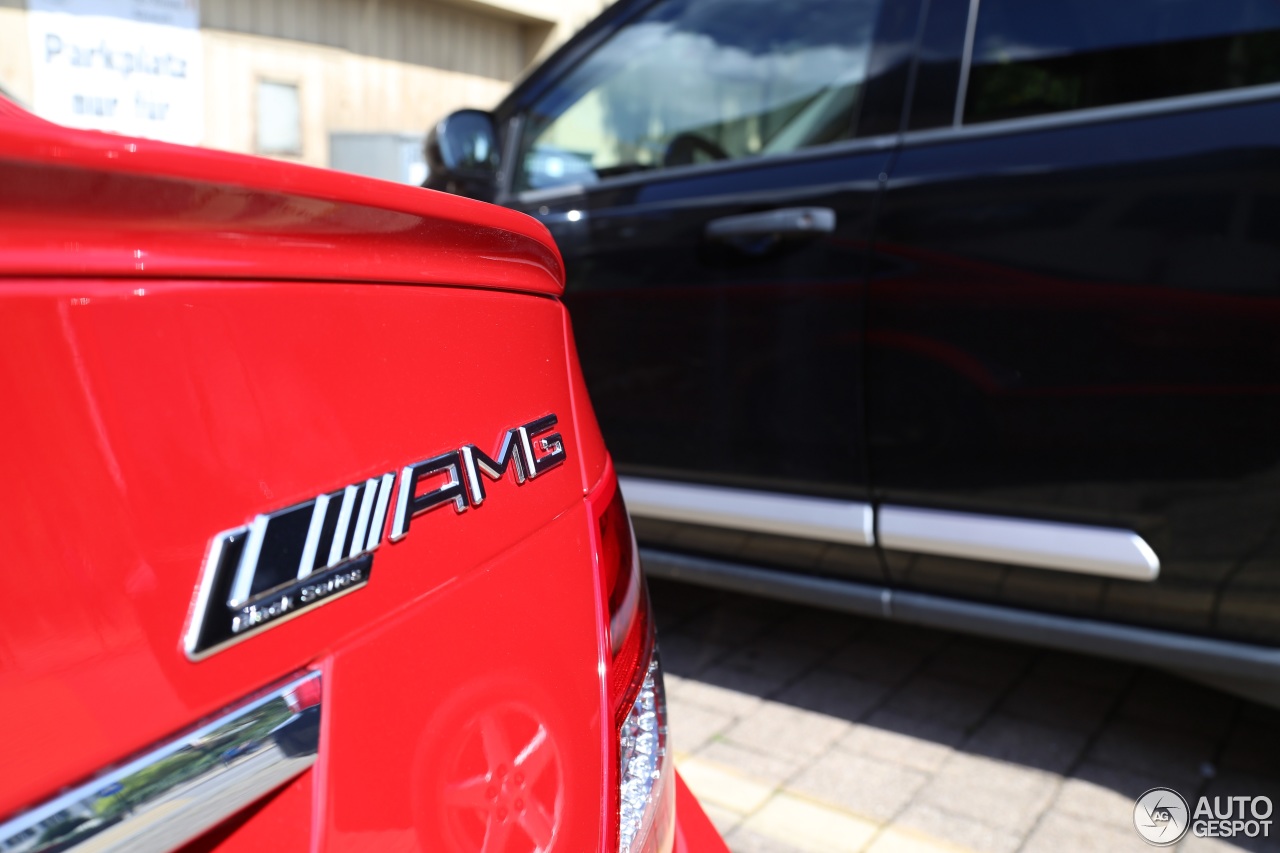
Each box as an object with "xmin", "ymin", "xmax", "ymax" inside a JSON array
[{"xmin": 0, "ymin": 98, "xmax": 726, "ymax": 853}]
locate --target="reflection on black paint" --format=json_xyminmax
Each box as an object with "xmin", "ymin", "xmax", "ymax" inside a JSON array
[{"xmin": 870, "ymin": 99, "xmax": 1280, "ymax": 645}]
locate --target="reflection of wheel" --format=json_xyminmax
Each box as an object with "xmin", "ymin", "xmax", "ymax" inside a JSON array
[
  {"xmin": 663, "ymin": 132, "xmax": 729, "ymax": 167},
  {"xmin": 438, "ymin": 701, "xmax": 564, "ymax": 853}
]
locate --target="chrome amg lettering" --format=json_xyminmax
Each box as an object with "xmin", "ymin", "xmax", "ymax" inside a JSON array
[{"xmin": 390, "ymin": 414, "xmax": 566, "ymax": 540}]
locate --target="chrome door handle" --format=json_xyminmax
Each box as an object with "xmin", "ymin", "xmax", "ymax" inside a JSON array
[{"xmin": 705, "ymin": 207, "xmax": 836, "ymax": 240}]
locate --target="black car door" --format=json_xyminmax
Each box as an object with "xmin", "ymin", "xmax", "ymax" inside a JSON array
[
  {"xmin": 496, "ymin": 0, "xmax": 917, "ymax": 584},
  {"xmin": 868, "ymin": 0, "xmax": 1280, "ymax": 644}
]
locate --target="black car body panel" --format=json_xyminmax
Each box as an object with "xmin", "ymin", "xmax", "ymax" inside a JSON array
[
  {"xmin": 871, "ymin": 97, "xmax": 1280, "ymax": 646},
  {"xmin": 428, "ymin": 0, "xmax": 1280, "ymax": 687}
]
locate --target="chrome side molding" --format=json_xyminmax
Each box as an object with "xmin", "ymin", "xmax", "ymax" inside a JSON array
[
  {"xmin": 640, "ymin": 548, "xmax": 1276, "ymax": 682},
  {"xmin": 0, "ymin": 671, "xmax": 322, "ymax": 853},
  {"xmin": 619, "ymin": 477, "xmax": 1160, "ymax": 582},
  {"xmin": 618, "ymin": 476, "xmax": 875, "ymax": 547},
  {"xmin": 878, "ymin": 505, "xmax": 1160, "ymax": 581}
]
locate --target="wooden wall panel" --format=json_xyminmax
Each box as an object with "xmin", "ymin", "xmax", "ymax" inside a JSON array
[
  {"xmin": 202, "ymin": 28, "xmax": 511, "ymax": 167},
  {"xmin": 202, "ymin": 0, "xmax": 525, "ymax": 80},
  {"xmin": 0, "ymin": 6, "xmax": 33, "ymax": 105}
]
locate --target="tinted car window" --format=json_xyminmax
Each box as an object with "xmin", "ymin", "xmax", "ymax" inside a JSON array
[
  {"xmin": 965, "ymin": 0, "xmax": 1280, "ymax": 124},
  {"xmin": 515, "ymin": 0, "xmax": 883, "ymax": 192}
]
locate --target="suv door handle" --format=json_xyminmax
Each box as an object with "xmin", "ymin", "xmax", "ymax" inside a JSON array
[{"xmin": 705, "ymin": 207, "xmax": 836, "ymax": 240}]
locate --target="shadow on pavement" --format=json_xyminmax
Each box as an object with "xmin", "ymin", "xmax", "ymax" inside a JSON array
[{"xmin": 650, "ymin": 577, "xmax": 1280, "ymax": 853}]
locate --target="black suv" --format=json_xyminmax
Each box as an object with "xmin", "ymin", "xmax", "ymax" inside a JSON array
[{"xmin": 427, "ymin": 0, "xmax": 1280, "ymax": 702}]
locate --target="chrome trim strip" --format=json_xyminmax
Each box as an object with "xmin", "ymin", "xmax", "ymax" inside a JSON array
[
  {"xmin": 639, "ymin": 548, "xmax": 1280, "ymax": 681},
  {"xmin": 905, "ymin": 81, "xmax": 1280, "ymax": 149},
  {"xmin": 298, "ymin": 492, "xmax": 331, "ymax": 580},
  {"xmin": 368, "ymin": 472, "xmax": 396, "ymax": 551},
  {"xmin": 953, "ymin": 0, "xmax": 982, "ymax": 126},
  {"xmin": 228, "ymin": 514, "xmax": 269, "ymax": 608},
  {"xmin": 878, "ymin": 505, "xmax": 1160, "ymax": 581},
  {"xmin": 349, "ymin": 478, "xmax": 379, "ymax": 559},
  {"xmin": 0, "ymin": 671, "xmax": 321, "ymax": 853},
  {"xmin": 618, "ymin": 476, "xmax": 875, "ymax": 547},
  {"xmin": 327, "ymin": 484, "xmax": 359, "ymax": 567}
]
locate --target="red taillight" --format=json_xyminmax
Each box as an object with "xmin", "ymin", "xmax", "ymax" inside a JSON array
[
  {"xmin": 597, "ymin": 484, "xmax": 650, "ymax": 725},
  {"xmin": 599, "ymin": 485, "xmax": 640, "ymax": 648},
  {"xmin": 591, "ymin": 468, "xmax": 673, "ymax": 853},
  {"xmin": 284, "ymin": 675, "xmax": 322, "ymax": 713}
]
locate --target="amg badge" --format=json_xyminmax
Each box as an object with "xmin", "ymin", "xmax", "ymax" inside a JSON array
[{"xmin": 185, "ymin": 414, "xmax": 566, "ymax": 659}]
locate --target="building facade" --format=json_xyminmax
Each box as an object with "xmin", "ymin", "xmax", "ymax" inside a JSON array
[{"xmin": 0, "ymin": 0, "xmax": 609, "ymax": 176}]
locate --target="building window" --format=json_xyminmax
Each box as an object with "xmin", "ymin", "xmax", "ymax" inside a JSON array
[{"xmin": 256, "ymin": 80, "xmax": 302, "ymax": 155}]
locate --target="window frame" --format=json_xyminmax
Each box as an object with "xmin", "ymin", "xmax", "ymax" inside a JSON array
[{"xmin": 936, "ymin": 0, "xmax": 1280, "ymax": 138}]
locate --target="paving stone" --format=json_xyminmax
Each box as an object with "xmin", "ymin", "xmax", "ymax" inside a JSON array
[
  {"xmin": 722, "ymin": 699, "xmax": 850, "ymax": 761},
  {"xmin": 823, "ymin": 640, "xmax": 929, "ymax": 686},
  {"xmin": 700, "ymin": 801, "xmax": 745, "ymax": 837},
  {"xmin": 699, "ymin": 738, "xmax": 807, "ymax": 783},
  {"xmin": 677, "ymin": 671, "xmax": 768, "ymax": 717},
  {"xmin": 678, "ymin": 604, "xmax": 774, "ymax": 646},
  {"xmin": 1087, "ymin": 720, "xmax": 1218, "ymax": 781},
  {"xmin": 725, "ymin": 825, "xmax": 814, "ymax": 853},
  {"xmin": 864, "ymin": 621, "xmax": 954, "ymax": 652},
  {"xmin": 659, "ymin": 632, "xmax": 732, "ymax": 678},
  {"xmin": 1116, "ymin": 670, "xmax": 1237, "ymax": 740},
  {"xmin": 895, "ymin": 802, "xmax": 1023, "ymax": 853},
  {"xmin": 883, "ymin": 676, "xmax": 998, "ymax": 732},
  {"xmin": 1179, "ymin": 834, "xmax": 1260, "ymax": 853},
  {"xmin": 1021, "ymin": 807, "xmax": 1149, "ymax": 853},
  {"xmin": 916, "ymin": 754, "xmax": 1056, "ymax": 834},
  {"xmin": 838, "ymin": 712, "xmax": 966, "ymax": 774},
  {"xmin": 651, "ymin": 579, "xmax": 721, "ymax": 631},
  {"xmin": 651, "ymin": 580, "xmax": 1280, "ymax": 853},
  {"xmin": 1216, "ymin": 719, "xmax": 1280, "ymax": 776},
  {"xmin": 1029, "ymin": 651, "xmax": 1135, "ymax": 691},
  {"xmin": 1180, "ymin": 827, "xmax": 1280, "ymax": 853},
  {"xmin": 1180, "ymin": 811, "xmax": 1280, "ymax": 853},
  {"xmin": 667, "ymin": 693, "xmax": 735, "ymax": 753},
  {"xmin": 1198, "ymin": 769, "xmax": 1280, "ymax": 815},
  {"xmin": 650, "ymin": 576, "xmax": 718, "ymax": 605},
  {"xmin": 999, "ymin": 673, "xmax": 1119, "ymax": 733},
  {"xmin": 963, "ymin": 714, "xmax": 1091, "ymax": 775},
  {"xmin": 921, "ymin": 640, "xmax": 1032, "ymax": 691},
  {"xmin": 1055, "ymin": 761, "xmax": 1203, "ymax": 831},
  {"xmin": 765, "ymin": 610, "xmax": 866, "ymax": 651},
  {"xmin": 864, "ymin": 827, "xmax": 976, "ymax": 853},
  {"xmin": 741, "ymin": 792, "xmax": 879, "ymax": 852},
  {"xmin": 789, "ymin": 750, "xmax": 930, "ymax": 822},
  {"xmin": 776, "ymin": 670, "xmax": 890, "ymax": 721},
  {"xmin": 721, "ymin": 638, "xmax": 830, "ymax": 685},
  {"xmin": 665, "ymin": 672, "xmax": 691, "ymax": 699},
  {"xmin": 678, "ymin": 755, "xmax": 775, "ymax": 815}
]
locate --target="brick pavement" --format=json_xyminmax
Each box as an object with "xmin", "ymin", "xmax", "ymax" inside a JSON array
[{"xmin": 649, "ymin": 579, "xmax": 1280, "ymax": 853}]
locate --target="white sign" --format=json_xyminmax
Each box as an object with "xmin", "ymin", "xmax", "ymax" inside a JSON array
[{"xmin": 27, "ymin": 0, "xmax": 203, "ymax": 145}]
